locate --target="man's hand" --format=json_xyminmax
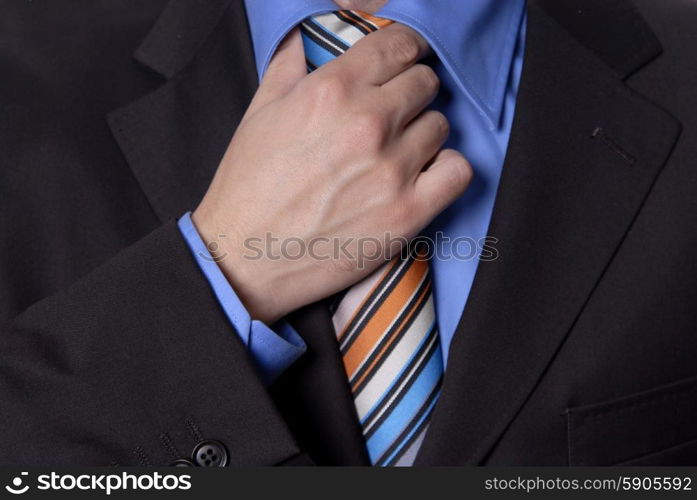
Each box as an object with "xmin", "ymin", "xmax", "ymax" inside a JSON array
[{"xmin": 193, "ymin": 24, "xmax": 472, "ymax": 323}]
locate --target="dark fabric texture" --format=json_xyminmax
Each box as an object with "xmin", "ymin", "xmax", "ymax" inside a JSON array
[{"xmin": 0, "ymin": 0, "xmax": 695, "ymax": 465}]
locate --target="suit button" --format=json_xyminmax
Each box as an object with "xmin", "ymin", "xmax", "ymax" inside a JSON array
[
  {"xmin": 192, "ymin": 440, "xmax": 228, "ymax": 467},
  {"xmin": 169, "ymin": 458, "xmax": 196, "ymax": 467}
]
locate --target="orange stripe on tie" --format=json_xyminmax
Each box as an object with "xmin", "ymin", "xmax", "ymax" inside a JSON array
[
  {"xmin": 350, "ymin": 280, "xmax": 431, "ymax": 392},
  {"xmin": 342, "ymin": 258, "xmax": 428, "ymax": 379},
  {"xmin": 337, "ymin": 259, "xmax": 399, "ymax": 342},
  {"xmin": 355, "ymin": 11, "xmax": 395, "ymax": 29}
]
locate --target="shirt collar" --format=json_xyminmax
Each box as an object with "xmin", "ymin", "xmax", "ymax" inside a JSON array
[{"xmin": 243, "ymin": 0, "xmax": 526, "ymax": 127}]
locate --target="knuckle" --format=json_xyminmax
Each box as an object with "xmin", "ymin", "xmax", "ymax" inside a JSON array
[
  {"xmin": 386, "ymin": 32, "xmax": 420, "ymax": 65},
  {"xmin": 310, "ymin": 73, "xmax": 347, "ymax": 103},
  {"xmin": 356, "ymin": 37, "xmax": 388, "ymax": 63},
  {"xmin": 352, "ymin": 111, "xmax": 389, "ymax": 146}
]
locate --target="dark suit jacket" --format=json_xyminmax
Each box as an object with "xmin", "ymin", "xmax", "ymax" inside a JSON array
[{"xmin": 1, "ymin": 0, "xmax": 696, "ymax": 466}]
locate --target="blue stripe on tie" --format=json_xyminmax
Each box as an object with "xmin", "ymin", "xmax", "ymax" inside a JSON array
[
  {"xmin": 301, "ymin": 34, "xmax": 339, "ymax": 68},
  {"xmin": 359, "ymin": 321, "xmax": 436, "ymax": 426},
  {"xmin": 381, "ymin": 387, "xmax": 440, "ymax": 466},
  {"xmin": 365, "ymin": 346, "xmax": 443, "ymax": 462}
]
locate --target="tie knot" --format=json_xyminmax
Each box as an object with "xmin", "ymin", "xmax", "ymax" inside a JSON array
[
  {"xmin": 301, "ymin": 10, "xmax": 393, "ymax": 70},
  {"xmin": 333, "ymin": 10, "xmax": 394, "ymax": 32}
]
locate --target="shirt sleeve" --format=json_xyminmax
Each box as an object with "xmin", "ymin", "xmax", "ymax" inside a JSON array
[{"xmin": 177, "ymin": 212, "xmax": 306, "ymax": 385}]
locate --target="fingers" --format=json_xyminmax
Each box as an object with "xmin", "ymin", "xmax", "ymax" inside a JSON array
[
  {"xmin": 380, "ymin": 64, "xmax": 439, "ymax": 127},
  {"xmin": 245, "ymin": 28, "xmax": 306, "ymax": 117},
  {"xmin": 413, "ymin": 149, "xmax": 473, "ymax": 219},
  {"xmin": 395, "ymin": 111, "xmax": 450, "ymax": 176},
  {"xmin": 247, "ymin": 22, "xmax": 429, "ymax": 120},
  {"xmin": 334, "ymin": 23, "xmax": 431, "ymax": 85}
]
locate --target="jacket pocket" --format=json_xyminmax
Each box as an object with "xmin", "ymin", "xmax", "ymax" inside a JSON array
[{"xmin": 566, "ymin": 375, "xmax": 697, "ymax": 466}]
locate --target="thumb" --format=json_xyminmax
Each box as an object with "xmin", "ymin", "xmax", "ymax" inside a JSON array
[{"xmin": 245, "ymin": 28, "xmax": 306, "ymax": 117}]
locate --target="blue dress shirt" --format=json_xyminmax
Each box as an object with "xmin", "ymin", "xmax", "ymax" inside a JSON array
[{"xmin": 179, "ymin": 0, "xmax": 527, "ymax": 383}]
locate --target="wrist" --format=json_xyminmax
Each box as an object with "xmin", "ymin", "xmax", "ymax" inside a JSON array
[{"xmin": 191, "ymin": 207, "xmax": 294, "ymax": 324}]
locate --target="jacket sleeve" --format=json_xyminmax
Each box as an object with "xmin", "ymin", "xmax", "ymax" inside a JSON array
[
  {"xmin": 0, "ymin": 221, "xmax": 301, "ymax": 466},
  {"xmin": 177, "ymin": 212, "xmax": 306, "ymax": 386}
]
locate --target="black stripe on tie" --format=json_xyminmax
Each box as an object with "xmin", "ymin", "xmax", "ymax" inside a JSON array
[
  {"xmin": 350, "ymin": 279, "xmax": 432, "ymax": 392},
  {"xmin": 339, "ymin": 256, "xmax": 415, "ymax": 355},
  {"xmin": 362, "ymin": 329, "xmax": 439, "ymax": 439},
  {"xmin": 340, "ymin": 10, "xmax": 380, "ymax": 33},
  {"xmin": 300, "ymin": 23, "xmax": 344, "ymax": 59},
  {"xmin": 377, "ymin": 376, "xmax": 443, "ymax": 466},
  {"xmin": 334, "ymin": 10, "xmax": 371, "ymax": 36},
  {"xmin": 338, "ymin": 258, "xmax": 405, "ymax": 343},
  {"xmin": 339, "ymin": 261, "xmax": 407, "ymax": 343},
  {"xmin": 305, "ymin": 17, "xmax": 351, "ymax": 51}
]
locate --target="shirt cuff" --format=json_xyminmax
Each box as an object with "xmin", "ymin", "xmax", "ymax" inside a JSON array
[{"xmin": 177, "ymin": 212, "xmax": 306, "ymax": 385}]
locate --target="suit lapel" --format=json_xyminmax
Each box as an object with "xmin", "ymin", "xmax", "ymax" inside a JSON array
[
  {"xmin": 107, "ymin": 0, "xmax": 366, "ymax": 464},
  {"xmin": 108, "ymin": 0, "xmax": 257, "ymax": 222},
  {"xmin": 416, "ymin": 0, "xmax": 681, "ymax": 465}
]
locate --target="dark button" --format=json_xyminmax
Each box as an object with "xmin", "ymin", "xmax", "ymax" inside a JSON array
[
  {"xmin": 169, "ymin": 458, "xmax": 196, "ymax": 467},
  {"xmin": 192, "ymin": 440, "xmax": 228, "ymax": 467}
]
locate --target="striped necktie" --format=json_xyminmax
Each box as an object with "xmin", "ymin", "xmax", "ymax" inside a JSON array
[{"xmin": 300, "ymin": 10, "xmax": 444, "ymax": 466}]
